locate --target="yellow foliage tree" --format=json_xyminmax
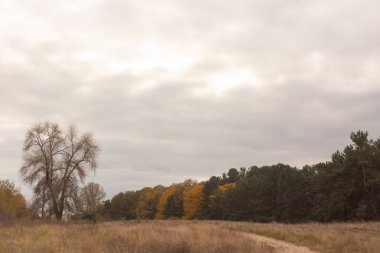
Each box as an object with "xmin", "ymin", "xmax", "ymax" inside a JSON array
[
  {"xmin": 155, "ymin": 185, "xmax": 178, "ymax": 219},
  {"xmin": 206, "ymin": 182, "xmax": 237, "ymax": 219},
  {"xmin": 183, "ymin": 183, "xmax": 203, "ymax": 220},
  {"xmin": 217, "ymin": 182, "xmax": 236, "ymax": 194},
  {"xmin": 155, "ymin": 180, "xmax": 196, "ymax": 219},
  {"xmin": 0, "ymin": 179, "xmax": 26, "ymax": 219},
  {"xmin": 135, "ymin": 186, "xmax": 165, "ymax": 219}
]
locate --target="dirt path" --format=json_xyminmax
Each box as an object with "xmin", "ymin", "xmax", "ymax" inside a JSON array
[{"xmin": 241, "ymin": 232, "xmax": 321, "ymax": 253}]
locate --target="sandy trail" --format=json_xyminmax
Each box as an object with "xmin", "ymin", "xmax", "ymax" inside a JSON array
[{"xmin": 241, "ymin": 232, "xmax": 321, "ymax": 253}]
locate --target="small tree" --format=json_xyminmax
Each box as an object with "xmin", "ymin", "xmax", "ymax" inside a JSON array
[
  {"xmin": 0, "ymin": 179, "xmax": 26, "ymax": 221},
  {"xmin": 80, "ymin": 182, "xmax": 105, "ymax": 221}
]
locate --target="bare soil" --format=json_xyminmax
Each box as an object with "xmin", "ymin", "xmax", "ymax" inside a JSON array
[{"xmin": 241, "ymin": 232, "xmax": 321, "ymax": 253}]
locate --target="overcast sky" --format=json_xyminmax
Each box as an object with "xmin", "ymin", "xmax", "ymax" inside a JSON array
[{"xmin": 1, "ymin": 0, "xmax": 380, "ymax": 200}]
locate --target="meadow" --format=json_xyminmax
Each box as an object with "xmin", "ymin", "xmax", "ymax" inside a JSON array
[
  {"xmin": 0, "ymin": 220, "xmax": 379, "ymax": 253},
  {"xmin": 0, "ymin": 220, "xmax": 274, "ymax": 253},
  {"xmin": 222, "ymin": 221, "xmax": 380, "ymax": 253}
]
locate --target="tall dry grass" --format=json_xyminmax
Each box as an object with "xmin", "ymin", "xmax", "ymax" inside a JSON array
[
  {"xmin": 1, "ymin": 220, "xmax": 379, "ymax": 253},
  {"xmin": 0, "ymin": 220, "xmax": 274, "ymax": 253},
  {"xmin": 221, "ymin": 221, "xmax": 380, "ymax": 253}
]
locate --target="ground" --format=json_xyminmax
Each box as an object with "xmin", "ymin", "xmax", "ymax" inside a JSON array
[{"xmin": 0, "ymin": 220, "xmax": 379, "ymax": 253}]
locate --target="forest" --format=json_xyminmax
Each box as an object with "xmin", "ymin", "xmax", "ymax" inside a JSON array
[{"xmin": 100, "ymin": 130, "xmax": 380, "ymax": 223}]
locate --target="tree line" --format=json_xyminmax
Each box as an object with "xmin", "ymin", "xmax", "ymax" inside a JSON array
[
  {"xmin": 101, "ymin": 130, "xmax": 380, "ymax": 222},
  {"xmin": 3, "ymin": 121, "xmax": 379, "ymax": 223}
]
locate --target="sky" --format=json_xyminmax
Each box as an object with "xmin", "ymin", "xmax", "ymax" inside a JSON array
[{"xmin": 1, "ymin": 0, "xmax": 380, "ymax": 200}]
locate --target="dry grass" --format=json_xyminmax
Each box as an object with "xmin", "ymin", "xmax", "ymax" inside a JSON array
[
  {"xmin": 0, "ymin": 220, "xmax": 274, "ymax": 253},
  {"xmin": 1, "ymin": 220, "xmax": 379, "ymax": 253},
  {"xmin": 221, "ymin": 221, "xmax": 380, "ymax": 253}
]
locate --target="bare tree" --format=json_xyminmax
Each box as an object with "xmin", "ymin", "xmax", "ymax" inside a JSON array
[
  {"xmin": 80, "ymin": 182, "xmax": 106, "ymax": 218},
  {"xmin": 20, "ymin": 121, "xmax": 99, "ymax": 220},
  {"xmin": 30, "ymin": 181, "xmax": 52, "ymax": 219}
]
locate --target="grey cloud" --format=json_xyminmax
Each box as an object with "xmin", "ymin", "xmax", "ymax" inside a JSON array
[{"xmin": 1, "ymin": 0, "xmax": 380, "ymax": 199}]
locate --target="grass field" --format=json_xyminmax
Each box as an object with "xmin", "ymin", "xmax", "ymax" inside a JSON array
[
  {"xmin": 0, "ymin": 220, "xmax": 379, "ymax": 253},
  {"xmin": 0, "ymin": 220, "xmax": 274, "ymax": 253},
  {"xmin": 222, "ymin": 221, "xmax": 380, "ymax": 253}
]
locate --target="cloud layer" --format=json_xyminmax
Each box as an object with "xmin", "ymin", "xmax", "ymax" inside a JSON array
[{"xmin": 1, "ymin": 0, "xmax": 380, "ymax": 199}]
